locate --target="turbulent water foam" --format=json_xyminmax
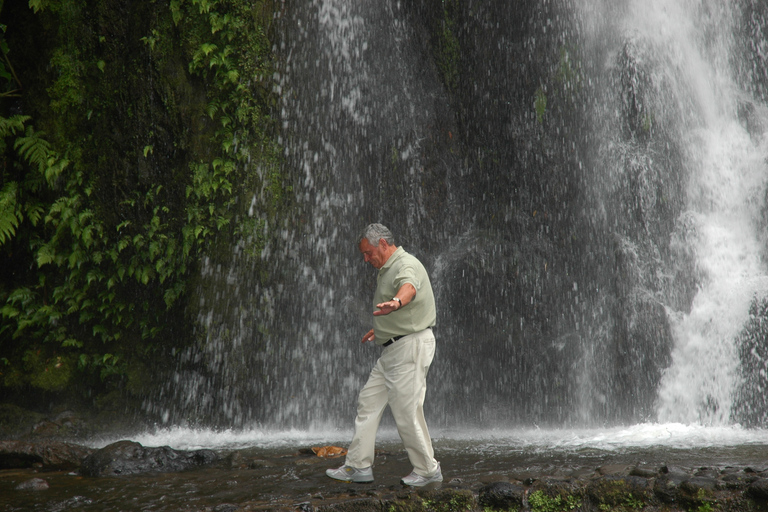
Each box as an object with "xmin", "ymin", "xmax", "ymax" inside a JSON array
[{"xmin": 96, "ymin": 424, "xmax": 768, "ymax": 453}]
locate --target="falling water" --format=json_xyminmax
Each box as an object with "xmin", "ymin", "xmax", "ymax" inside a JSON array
[
  {"xmin": 145, "ymin": 0, "xmax": 768, "ymax": 439},
  {"xmin": 573, "ymin": 0, "xmax": 768, "ymax": 426},
  {"xmin": 602, "ymin": 0, "xmax": 768, "ymax": 424},
  {"xmin": 657, "ymin": 120, "xmax": 768, "ymax": 424}
]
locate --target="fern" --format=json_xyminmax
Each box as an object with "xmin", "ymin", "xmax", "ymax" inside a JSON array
[
  {"xmin": 0, "ymin": 115, "xmax": 30, "ymax": 138},
  {"xmin": 14, "ymin": 126, "xmax": 53, "ymax": 174},
  {"xmin": 0, "ymin": 182, "xmax": 21, "ymax": 245}
]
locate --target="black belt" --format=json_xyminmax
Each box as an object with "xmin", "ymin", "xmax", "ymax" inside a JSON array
[{"xmin": 382, "ymin": 335, "xmax": 406, "ymax": 347}]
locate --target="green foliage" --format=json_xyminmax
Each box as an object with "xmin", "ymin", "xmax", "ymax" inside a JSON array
[
  {"xmin": 597, "ymin": 493, "xmax": 645, "ymax": 511},
  {"xmin": 47, "ymin": 48, "xmax": 87, "ymax": 114},
  {"xmin": 528, "ymin": 491, "xmax": 581, "ymax": 512},
  {"xmin": 421, "ymin": 493, "xmax": 475, "ymax": 512},
  {"xmin": 434, "ymin": 0, "xmax": 461, "ymax": 92},
  {"xmin": 0, "ymin": 182, "xmax": 21, "ymax": 244},
  {"xmin": 0, "ymin": 21, "xmax": 22, "ymax": 98},
  {"xmin": 170, "ymin": 0, "xmax": 284, "ymax": 257},
  {"xmin": 591, "ymin": 478, "xmax": 647, "ymax": 511},
  {"xmin": 689, "ymin": 489, "xmax": 716, "ymax": 512},
  {"xmin": 556, "ymin": 46, "xmax": 582, "ymax": 94},
  {"xmin": 0, "ymin": 0, "xmax": 283, "ymax": 400}
]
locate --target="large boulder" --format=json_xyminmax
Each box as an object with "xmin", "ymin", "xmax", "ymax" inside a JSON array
[
  {"xmin": 80, "ymin": 440, "xmax": 217, "ymax": 477},
  {"xmin": 0, "ymin": 440, "xmax": 93, "ymax": 470}
]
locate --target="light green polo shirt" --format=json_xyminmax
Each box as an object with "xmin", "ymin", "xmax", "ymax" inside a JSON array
[{"xmin": 372, "ymin": 247, "xmax": 436, "ymax": 345}]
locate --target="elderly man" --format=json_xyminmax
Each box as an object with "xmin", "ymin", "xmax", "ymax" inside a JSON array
[{"xmin": 326, "ymin": 223, "xmax": 442, "ymax": 487}]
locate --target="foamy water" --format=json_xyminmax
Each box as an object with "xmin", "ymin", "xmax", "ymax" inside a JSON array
[{"xmin": 92, "ymin": 423, "xmax": 768, "ymax": 453}]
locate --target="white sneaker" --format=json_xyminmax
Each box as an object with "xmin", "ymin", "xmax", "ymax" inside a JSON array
[
  {"xmin": 325, "ymin": 465, "xmax": 374, "ymax": 483},
  {"xmin": 400, "ymin": 463, "xmax": 443, "ymax": 487}
]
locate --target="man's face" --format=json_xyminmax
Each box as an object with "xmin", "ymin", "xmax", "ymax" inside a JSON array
[{"xmin": 359, "ymin": 238, "xmax": 389, "ymax": 269}]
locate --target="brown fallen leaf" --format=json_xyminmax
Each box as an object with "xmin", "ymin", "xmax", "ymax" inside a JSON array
[{"xmin": 311, "ymin": 446, "xmax": 348, "ymax": 458}]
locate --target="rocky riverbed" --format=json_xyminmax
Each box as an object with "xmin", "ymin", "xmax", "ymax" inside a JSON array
[{"xmin": 3, "ymin": 404, "xmax": 768, "ymax": 511}]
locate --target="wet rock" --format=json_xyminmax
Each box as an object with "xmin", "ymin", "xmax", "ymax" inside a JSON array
[
  {"xmin": 747, "ymin": 478, "xmax": 768, "ymax": 500},
  {"xmin": 0, "ymin": 440, "xmax": 94, "ymax": 469},
  {"xmin": 571, "ymin": 467, "xmax": 597, "ymax": 479},
  {"xmin": 661, "ymin": 465, "xmax": 691, "ymax": 477},
  {"xmin": 51, "ymin": 496, "xmax": 94, "ymax": 508},
  {"xmin": 722, "ymin": 470, "xmax": 759, "ymax": 489},
  {"xmin": 694, "ymin": 467, "xmax": 719, "ymax": 478},
  {"xmin": 79, "ymin": 440, "xmax": 218, "ymax": 477},
  {"xmin": 316, "ymin": 497, "xmax": 380, "ymax": 512},
  {"xmin": 296, "ymin": 502, "xmax": 314, "ymax": 512},
  {"xmin": 15, "ymin": 478, "xmax": 49, "ymax": 491},
  {"xmin": 738, "ymin": 99, "xmax": 764, "ymax": 139},
  {"xmin": 478, "ymin": 481, "xmax": 525, "ymax": 510},
  {"xmin": 249, "ymin": 459, "xmax": 275, "ymax": 469},
  {"xmin": 678, "ymin": 476, "xmax": 719, "ymax": 508},
  {"xmin": 31, "ymin": 420, "xmax": 62, "ymax": 436},
  {"xmin": 653, "ymin": 472, "xmax": 688, "ymax": 503},
  {"xmin": 680, "ymin": 476, "xmax": 719, "ymax": 493},
  {"xmin": 630, "ymin": 464, "xmax": 659, "ymax": 478},
  {"xmin": 597, "ymin": 464, "xmax": 632, "ymax": 476},
  {"xmin": 213, "ymin": 505, "xmax": 239, "ymax": 512}
]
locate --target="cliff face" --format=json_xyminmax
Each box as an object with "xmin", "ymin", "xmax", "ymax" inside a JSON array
[
  {"xmin": 249, "ymin": 0, "xmax": 683, "ymax": 427},
  {"xmin": 3, "ymin": 0, "xmax": 768, "ymax": 429}
]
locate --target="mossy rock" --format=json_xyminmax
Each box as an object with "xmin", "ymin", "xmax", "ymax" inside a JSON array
[
  {"xmin": 527, "ymin": 487, "xmax": 584, "ymax": 512},
  {"xmin": 586, "ymin": 475, "xmax": 653, "ymax": 510},
  {"xmin": 418, "ymin": 489, "xmax": 476, "ymax": 512},
  {"xmin": 0, "ymin": 404, "xmax": 45, "ymax": 439},
  {"xmin": 316, "ymin": 498, "xmax": 383, "ymax": 512}
]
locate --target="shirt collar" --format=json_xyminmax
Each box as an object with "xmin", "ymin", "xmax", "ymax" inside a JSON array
[{"xmin": 379, "ymin": 246, "xmax": 405, "ymax": 271}]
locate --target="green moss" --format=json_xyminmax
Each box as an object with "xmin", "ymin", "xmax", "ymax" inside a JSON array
[
  {"xmin": 23, "ymin": 351, "xmax": 75, "ymax": 392},
  {"xmin": 528, "ymin": 490, "xmax": 581, "ymax": 512},
  {"xmin": 421, "ymin": 490, "xmax": 476, "ymax": 512},
  {"xmin": 433, "ymin": 0, "xmax": 460, "ymax": 92},
  {"xmin": 0, "ymin": 403, "xmax": 46, "ymax": 436},
  {"xmin": 689, "ymin": 488, "xmax": 717, "ymax": 512},
  {"xmin": 588, "ymin": 477, "xmax": 651, "ymax": 512}
]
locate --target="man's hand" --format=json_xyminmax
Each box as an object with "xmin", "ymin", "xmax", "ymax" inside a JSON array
[
  {"xmin": 373, "ymin": 300, "xmax": 399, "ymax": 316},
  {"xmin": 361, "ymin": 329, "xmax": 375, "ymax": 343}
]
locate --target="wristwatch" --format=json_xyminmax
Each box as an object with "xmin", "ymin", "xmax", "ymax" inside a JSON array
[{"xmin": 392, "ymin": 297, "xmax": 402, "ymax": 308}]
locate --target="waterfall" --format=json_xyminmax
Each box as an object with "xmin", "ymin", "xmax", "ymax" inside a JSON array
[
  {"xmin": 657, "ymin": 119, "xmax": 768, "ymax": 424},
  {"xmin": 150, "ymin": 0, "xmax": 768, "ymax": 432},
  {"xmin": 579, "ymin": 0, "xmax": 768, "ymax": 424}
]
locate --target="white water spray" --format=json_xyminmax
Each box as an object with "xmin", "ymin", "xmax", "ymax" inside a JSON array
[{"xmin": 620, "ymin": 0, "xmax": 768, "ymax": 424}]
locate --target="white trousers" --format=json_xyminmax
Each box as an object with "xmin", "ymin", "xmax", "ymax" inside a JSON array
[{"xmin": 345, "ymin": 328, "xmax": 438, "ymax": 477}]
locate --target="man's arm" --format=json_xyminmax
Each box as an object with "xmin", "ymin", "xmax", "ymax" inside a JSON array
[{"xmin": 373, "ymin": 283, "xmax": 416, "ymax": 316}]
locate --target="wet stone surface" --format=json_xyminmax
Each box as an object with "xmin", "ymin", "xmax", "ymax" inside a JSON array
[{"xmin": 4, "ymin": 440, "xmax": 768, "ymax": 511}]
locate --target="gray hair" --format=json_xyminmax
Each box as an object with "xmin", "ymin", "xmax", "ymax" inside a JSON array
[{"xmin": 359, "ymin": 223, "xmax": 395, "ymax": 246}]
